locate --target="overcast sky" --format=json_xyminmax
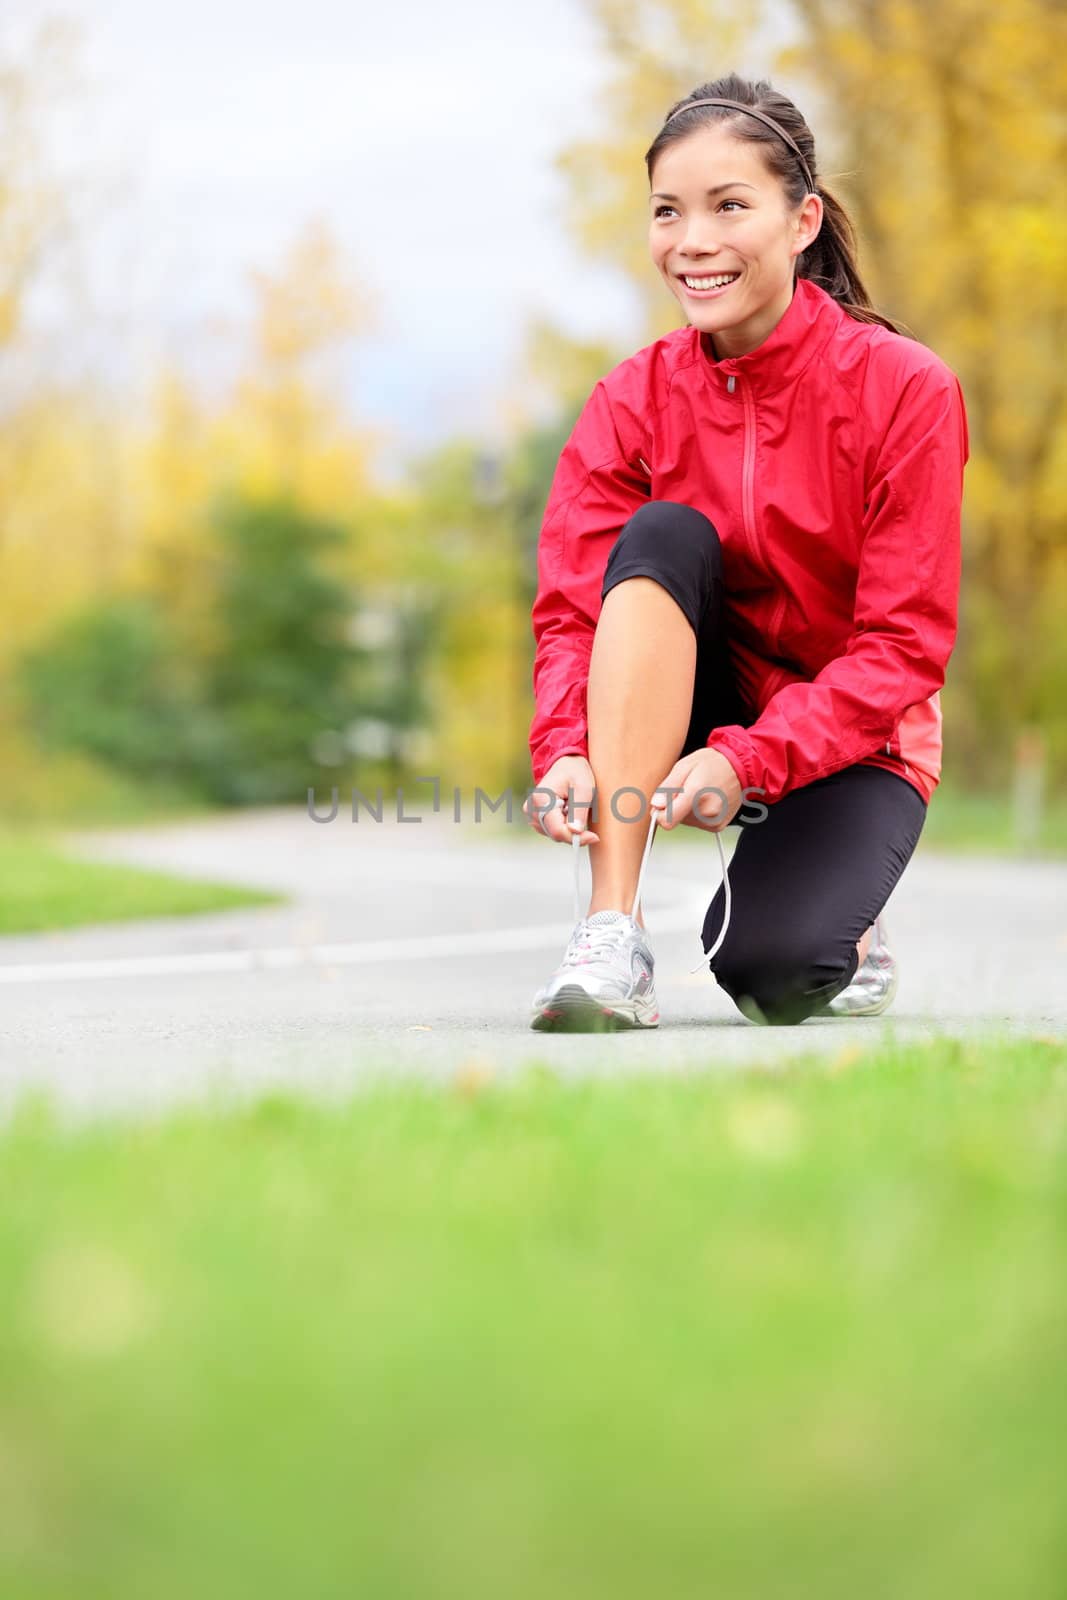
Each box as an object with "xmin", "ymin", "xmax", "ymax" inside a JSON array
[{"xmin": 11, "ymin": 0, "xmax": 648, "ymax": 481}]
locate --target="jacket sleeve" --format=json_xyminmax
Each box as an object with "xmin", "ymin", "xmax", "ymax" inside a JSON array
[
  {"xmin": 705, "ymin": 363, "xmax": 970, "ymax": 804},
  {"xmin": 529, "ymin": 377, "xmax": 650, "ymax": 787}
]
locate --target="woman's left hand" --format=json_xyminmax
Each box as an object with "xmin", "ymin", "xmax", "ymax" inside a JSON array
[{"xmin": 651, "ymin": 748, "xmax": 743, "ymax": 832}]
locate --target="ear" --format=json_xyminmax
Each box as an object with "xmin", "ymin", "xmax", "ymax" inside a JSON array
[{"xmin": 794, "ymin": 191, "xmax": 823, "ymax": 256}]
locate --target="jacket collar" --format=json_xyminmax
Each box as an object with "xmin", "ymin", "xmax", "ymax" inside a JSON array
[{"xmin": 697, "ymin": 275, "xmax": 840, "ymax": 397}]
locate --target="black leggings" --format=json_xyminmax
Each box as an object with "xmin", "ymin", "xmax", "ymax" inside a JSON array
[{"xmin": 600, "ymin": 500, "xmax": 928, "ymax": 1026}]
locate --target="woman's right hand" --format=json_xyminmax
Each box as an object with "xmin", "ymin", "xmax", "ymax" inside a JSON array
[{"xmin": 523, "ymin": 756, "xmax": 600, "ymax": 845}]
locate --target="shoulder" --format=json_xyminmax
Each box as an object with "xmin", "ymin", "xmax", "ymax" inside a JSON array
[
  {"xmin": 826, "ymin": 306, "xmax": 963, "ymax": 416},
  {"xmin": 555, "ymin": 334, "xmax": 685, "ymax": 467},
  {"xmin": 593, "ymin": 325, "xmax": 698, "ymax": 419},
  {"xmin": 820, "ymin": 307, "xmax": 969, "ymax": 475},
  {"xmin": 578, "ymin": 327, "xmax": 698, "ymax": 460}
]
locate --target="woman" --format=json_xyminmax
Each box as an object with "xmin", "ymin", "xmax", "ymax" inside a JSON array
[{"xmin": 523, "ymin": 74, "xmax": 970, "ymax": 1030}]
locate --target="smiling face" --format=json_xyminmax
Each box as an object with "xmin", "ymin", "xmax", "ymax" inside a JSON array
[{"xmin": 648, "ymin": 124, "xmax": 823, "ymax": 359}]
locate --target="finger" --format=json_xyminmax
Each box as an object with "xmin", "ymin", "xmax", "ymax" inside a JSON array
[
  {"xmin": 649, "ymin": 772, "xmax": 689, "ymax": 830},
  {"xmin": 565, "ymin": 822, "xmax": 600, "ymax": 845},
  {"xmin": 524, "ymin": 799, "xmax": 552, "ymax": 837},
  {"xmin": 539, "ymin": 796, "xmax": 574, "ymax": 843},
  {"xmin": 564, "ymin": 795, "xmax": 598, "ymax": 845},
  {"xmin": 562, "ymin": 787, "xmax": 595, "ymax": 823},
  {"xmin": 691, "ymin": 786, "xmax": 731, "ymax": 831},
  {"xmin": 556, "ymin": 792, "xmax": 599, "ymax": 844},
  {"xmin": 652, "ymin": 786, "xmax": 690, "ymax": 831}
]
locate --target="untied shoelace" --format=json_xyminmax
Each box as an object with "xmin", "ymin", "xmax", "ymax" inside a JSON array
[{"xmin": 570, "ymin": 809, "xmax": 732, "ymax": 970}]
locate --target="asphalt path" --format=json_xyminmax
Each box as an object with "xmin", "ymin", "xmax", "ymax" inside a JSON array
[{"xmin": 0, "ymin": 806, "xmax": 1063, "ymax": 1118}]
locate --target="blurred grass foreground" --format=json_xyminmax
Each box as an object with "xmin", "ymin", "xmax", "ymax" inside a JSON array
[{"xmin": 2, "ymin": 1033, "xmax": 1065, "ymax": 1597}]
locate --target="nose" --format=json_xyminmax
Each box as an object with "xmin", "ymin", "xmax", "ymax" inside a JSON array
[
  {"xmin": 670, "ymin": 240, "xmax": 723, "ymax": 275},
  {"xmin": 678, "ymin": 224, "xmax": 722, "ymax": 259}
]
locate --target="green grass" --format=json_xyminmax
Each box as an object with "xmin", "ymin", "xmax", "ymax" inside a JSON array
[
  {"xmin": 2, "ymin": 1034, "xmax": 1065, "ymax": 1598},
  {"xmin": 0, "ymin": 826, "xmax": 283, "ymax": 934},
  {"xmin": 920, "ymin": 777, "xmax": 1067, "ymax": 856}
]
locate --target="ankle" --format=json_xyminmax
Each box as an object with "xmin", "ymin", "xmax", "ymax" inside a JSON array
[{"xmin": 588, "ymin": 903, "xmax": 647, "ymax": 932}]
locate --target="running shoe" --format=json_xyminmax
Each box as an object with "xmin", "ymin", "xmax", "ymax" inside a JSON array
[
  {"xmin": 529, "ymin": 805, "xmax": 734, "ymax": 1031},
  {"xmin": 821, "ymin": 914, "xmax": 899, "ymax": 1017},
  {"xmin": 530, "ymin": 810, "xmax": 661, "ymax": 1032},
  {"xmin": 529, "ymin": 909, "xmax": 659, "ymax": 1031}
]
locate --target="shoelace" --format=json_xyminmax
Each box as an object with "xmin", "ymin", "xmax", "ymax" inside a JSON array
[
  {"xmin": 570, "ymin": 811, "xmax": 732, "ymax": 968},
  {"xmin": 563, "ymin": 916, "xmax": 637, "ymax": 963}
]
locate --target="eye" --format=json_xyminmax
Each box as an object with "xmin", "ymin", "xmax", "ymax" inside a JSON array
[{"xmin": 652, "ymin": 200, "xmax": 745, "ymax": 218}]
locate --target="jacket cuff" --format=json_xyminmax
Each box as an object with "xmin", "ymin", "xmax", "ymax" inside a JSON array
[
  {"xmin": 531, "ymin": 743, "xmax": 589, "ymax": 789},
  {"xmin": 704, "ymin": 727, "xmax": 761, "ymax": 802}
]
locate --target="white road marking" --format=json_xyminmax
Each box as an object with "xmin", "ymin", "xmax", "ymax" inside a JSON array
[{"xmin": 0, "ymin": 900, "xmax": 710, "ymax": 985}]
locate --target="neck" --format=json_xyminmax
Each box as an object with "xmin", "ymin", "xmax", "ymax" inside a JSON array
[{"xmin": 708, "ymin": 274, "xmax": 797, "ymax": 361}]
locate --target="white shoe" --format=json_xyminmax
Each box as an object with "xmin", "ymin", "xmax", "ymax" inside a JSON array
[
  {"xmin": 822, "ymin": 914, "xmax": 899, "ymax": 1017},
  {"xmin": 527, "ymin": 804, "xmax": 734, "ymax": 1030},
  {"xmin": 530, "ymin": 910, "xmax": 659, "ymax": 1032},
  {"xmin": 530, "ymin": 809, "xmax": 662, "ymax": 1032}
]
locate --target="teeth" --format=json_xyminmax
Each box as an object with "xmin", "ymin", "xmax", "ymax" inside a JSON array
[{"xmin": 684, "ymin": 273, "xmax": 739, "ymax": 289}]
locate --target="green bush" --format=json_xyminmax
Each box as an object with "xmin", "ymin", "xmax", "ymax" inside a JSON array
[
  {"xmin": 14, "ymin": 594, "xmax": 216, "ymax": 786},
  {"xmin": 14, "ymin": 496, "xmax": 368, "ymax": 806},
  {"xmin": 200, "ymin": 495, "xmax": 364, "ymax": 803}
]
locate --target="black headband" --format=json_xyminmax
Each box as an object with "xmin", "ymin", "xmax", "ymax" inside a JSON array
[{"xmin": 662, "ymin": 97, "xmax": 816, "ymax": 197}]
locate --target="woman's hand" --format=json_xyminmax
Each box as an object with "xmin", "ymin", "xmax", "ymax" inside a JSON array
[
  {"xmin": 651, "ymin": 748, "xmax": 743, "ymax": 832},
  {"xmin": 523, "ymin": 756, "xmax": 600, "ymax": 845}
]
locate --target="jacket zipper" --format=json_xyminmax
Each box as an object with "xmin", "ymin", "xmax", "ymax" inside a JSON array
[{"xmin": 730, "ymin": 370, "xmax": 788, "ymax": 649}]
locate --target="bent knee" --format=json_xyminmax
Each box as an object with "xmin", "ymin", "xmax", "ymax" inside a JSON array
[
  {"xmin": 711, "ymin": 935, "xmax": 855, "ymax": 1027},
  {"xmin": 610, "ymin": 500, "xmax": 722, "ymax": 568}
]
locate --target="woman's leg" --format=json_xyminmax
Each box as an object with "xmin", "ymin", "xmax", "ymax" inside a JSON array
[
  {"xmin": 586, "ymin": 578, "xmax": 692, "ymax": 926},
  {"xmin": 586, "ymin": 501, "xmax": 736, "ymax": 926},
  {"xmin": 700, "ymin": 765, "xmax": 928, "ymax": 1025}
]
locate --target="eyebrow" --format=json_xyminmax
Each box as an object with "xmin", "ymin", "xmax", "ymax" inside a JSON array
[{"xmin": 649, "ymin": 182, "xmax": 757, "ymax": 201}]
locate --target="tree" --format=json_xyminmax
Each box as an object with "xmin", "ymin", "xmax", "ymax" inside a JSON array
[
  {"xmin": 202, "ymin": 496, "xmax": 365, "ymax": 805},
  {"xmin": 0, "ymin": 16, "xmax": 85, "ymax": 352},
  {"xmin": 13, "ymin": 593, "xmax": 212, "ymax": 785},
  {"xmin": 231, "ymin": 219, "xmax": 381, "ymax": 505}
]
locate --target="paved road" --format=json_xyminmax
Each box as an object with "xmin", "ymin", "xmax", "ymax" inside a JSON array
[{"xmin": 1, "ymin": 806, "xmax": 1063, "ymax": 1118}]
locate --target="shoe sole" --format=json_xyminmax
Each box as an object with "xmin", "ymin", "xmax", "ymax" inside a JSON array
[{"xmin": 530, "ymin": 983, "xmax": 659, "ymax": 1033}]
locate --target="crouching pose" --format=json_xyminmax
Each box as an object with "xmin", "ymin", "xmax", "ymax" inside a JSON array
[{"xmin": 524, "ymin": 73, "xmax": 969, "ymax": 1029}]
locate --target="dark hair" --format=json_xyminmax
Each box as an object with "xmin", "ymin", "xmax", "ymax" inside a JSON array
[{"xmin": 645, "ymin": 73, "xmax": 907, "ymax": 337}]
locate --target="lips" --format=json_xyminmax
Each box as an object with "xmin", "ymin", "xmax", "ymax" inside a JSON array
[
  {"xmin": 676, "ymin": 272, "xmax": 741, "ymax": 301},
  {"xmin": 675, "ymin": 271, "xmax": 740, "ymax": 282}
]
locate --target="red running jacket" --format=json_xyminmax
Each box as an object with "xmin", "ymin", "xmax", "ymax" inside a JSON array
[{"xmin": 528, "ymin": 275, "xmax": 970, "ymax": 807}]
